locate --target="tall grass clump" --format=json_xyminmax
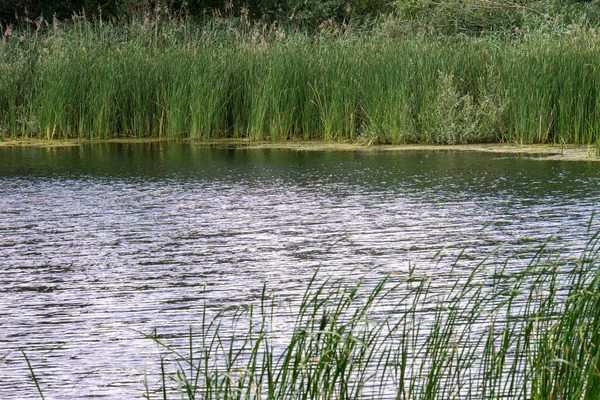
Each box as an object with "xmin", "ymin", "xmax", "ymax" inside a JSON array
[
  {"xmin": 0, "ymin": 28, "xmax": 37, "ymax": 138},
  {"xmin": 3, "ymin": 14, "xmax": 600, "ymax": 144},
  {"xmin": 500, "ymin": 35, "xmax": 600, "ymax": 145},
  {"xmin": 142, "ymin": 231, "xmax": 600, "ymax": 399}
]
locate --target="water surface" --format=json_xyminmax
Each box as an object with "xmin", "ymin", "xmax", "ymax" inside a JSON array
[{"xmin": 1, "ymin": 143, "xmax": 599, "ymax": 398}]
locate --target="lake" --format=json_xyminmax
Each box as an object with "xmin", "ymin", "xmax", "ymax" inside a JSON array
[{"xmin": 1, "ymin": 143, "xmax": 599, "ymax": 398}]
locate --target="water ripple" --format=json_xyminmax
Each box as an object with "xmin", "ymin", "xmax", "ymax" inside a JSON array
[{"xmin": 1, "ymin": 145, "xmax": 599, "ymax": 398}]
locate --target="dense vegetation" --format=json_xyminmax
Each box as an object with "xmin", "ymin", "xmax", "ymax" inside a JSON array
[
  {"xmin": 2, "ymin": 1, "xmax": 599, "ymax": 31},
  {"xmin": 2, "ymin": 1, "xmax": 600, "ymax": 144}
]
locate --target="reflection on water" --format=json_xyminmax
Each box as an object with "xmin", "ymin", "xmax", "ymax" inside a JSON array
[{"xmin": 1, "ymin": 143, "xmax": 599, "ymax": 398}]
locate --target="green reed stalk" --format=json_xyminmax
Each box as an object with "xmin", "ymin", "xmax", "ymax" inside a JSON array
[
  {"xmin": 22, "ymin": 351, "xmax": 45, "ymax": 400},
  {"xmin": 138, "ymin": 230, "xmax": 600, "ymax": 399},
  {"xmin": 3, "ymin": 19, "xmax": 600, "ymax": 145}
]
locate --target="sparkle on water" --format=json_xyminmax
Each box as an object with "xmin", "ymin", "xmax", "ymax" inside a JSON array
[{"xmin": 1, "ymin": 143, "xmax": 599, "ymax": 398}]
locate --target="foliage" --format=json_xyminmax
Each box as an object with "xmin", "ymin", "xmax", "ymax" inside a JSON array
[
  {"xmin": 389, "ymin": 0, "xmax": 600, "ymax": 36},
  {"xmin": 3, "ymin": 0, "xmax": 599, "ymax": 34},
  {"xmin": 423, "ymin": 72, "xmax": 506, "ymax": 144},
  {"xmin": 2, "ymin": 17, "xmax": 600, "ymax": 145}
]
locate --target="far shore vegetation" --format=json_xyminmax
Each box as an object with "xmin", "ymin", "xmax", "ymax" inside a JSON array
[{"xmin": 2, "ymin": 1, "xmax": 600, "ymax": 146}]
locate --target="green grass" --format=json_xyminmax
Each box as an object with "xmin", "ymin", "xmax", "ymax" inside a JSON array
[
  {"xmin": 140, "ymin": 232, "xmax": 600, "ymax": 399},
  {"xmin": 3, "ymin": 17, "xmax": 600, "ymax": 145}
]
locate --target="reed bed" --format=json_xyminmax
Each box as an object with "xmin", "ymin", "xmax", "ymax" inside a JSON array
[
  {"xmin": 2, "ymin": 19, "xmax": 600, "ymax": 144},
  {"xmin": 143, "ymin": 232, "xmax": 600, "ymax": 399}
]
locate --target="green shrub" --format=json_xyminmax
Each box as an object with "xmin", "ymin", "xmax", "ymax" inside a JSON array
[{"xmin": 424, "ymin": 72, "xmax": 506, "ymax": 144}]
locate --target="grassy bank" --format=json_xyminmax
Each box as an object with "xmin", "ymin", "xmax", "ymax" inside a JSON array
[
  {"xmin": 2, "ymin": 16, "xmax": 600, "ymax": 145},
  {"xmin": 140, "ymin": 232, "xmax": 600, "ymax": 399}
]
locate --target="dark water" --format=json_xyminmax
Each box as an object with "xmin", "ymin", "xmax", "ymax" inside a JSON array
[{"xmin": 1, "ymin": 143, "xmax": 599, "ymax": 399}]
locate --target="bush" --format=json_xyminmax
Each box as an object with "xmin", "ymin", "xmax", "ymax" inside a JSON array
[{"xmin": 424, "ymin": 72, "xmax": 506, "ymax": 144}]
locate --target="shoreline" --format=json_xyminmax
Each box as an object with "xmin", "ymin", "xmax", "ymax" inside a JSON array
[{"xmin": 1, "ymin": 138, "xmax": 599, "ymax": 162}]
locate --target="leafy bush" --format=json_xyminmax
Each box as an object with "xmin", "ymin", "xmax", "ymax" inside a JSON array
[{"xmin": 424, "ymin": 72, "xmax": 506, "ymax": 144}]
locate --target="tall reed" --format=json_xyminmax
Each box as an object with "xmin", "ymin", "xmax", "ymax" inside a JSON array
[
  {"xmin": 3, "ymin": 18, "xmax": 600, "ymax": 144},
  {"xmin": 143, "ymin": 232, "xmax": 600, "ymax": 399}
]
